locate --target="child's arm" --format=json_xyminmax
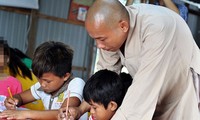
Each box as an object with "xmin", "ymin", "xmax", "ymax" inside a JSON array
[
  {"xmin": 0, "ymin": 110, "xmax": 59, "ymax": 120},
  {"xmin": 61, "ymin": 97, "xmax": 81, "ymax": 108},
  {"xmin": 77, "ymin": 101, "xmax": 91, "ymax": 118},
  {"xmin": 1, "ymin": 96, "xmax": 82, "ymax": 120},
  {"xmin": 4, "ymin": 89, "xmax": 35, "ymax": 109}
]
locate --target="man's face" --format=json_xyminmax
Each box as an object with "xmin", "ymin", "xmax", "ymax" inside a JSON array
[{"xmin": 85, "ymin": 20, "xmax": 127, "ymax": 52}]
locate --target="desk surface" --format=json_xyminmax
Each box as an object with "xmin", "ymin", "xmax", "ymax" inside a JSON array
[{"xmin": 181, "ymin": 0, "xmax": 200, "ymax": 9}]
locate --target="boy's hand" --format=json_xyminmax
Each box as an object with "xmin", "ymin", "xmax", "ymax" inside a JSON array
[
  {"xmin": 58, "ymin": 101, "xmax": 90, "ymax": 120},
  {"xmin": 58, "ymin": 107, "xmax": 81, "ymax": 120},
  {"xmin": 4, "ymin": 97, "xmax": 18, "ymax": 110}
]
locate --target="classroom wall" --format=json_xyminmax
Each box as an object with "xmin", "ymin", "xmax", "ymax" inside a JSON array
[
  {"xmin": 0, "ymin": 10, "xmax": 28, "ymax": 51},
  {"xmin": 0, "ymin": 0, "xmax": 95, "ymax": 80},
  {"xmin": 0, "ymin": 0, "xmax": 199, "ymax": 80}
]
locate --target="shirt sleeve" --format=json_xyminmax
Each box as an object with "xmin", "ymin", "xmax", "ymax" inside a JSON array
[
  {"xmin": 68, "ymin": 78, "xmax": 85, "ymax": 101},
  {"xmin": 30, "ymin": 82, "xmax": 42, "ymax": 100},
  {"xmin": 97, "ymin": 49, "xmax": 122, "ymax": 74}
]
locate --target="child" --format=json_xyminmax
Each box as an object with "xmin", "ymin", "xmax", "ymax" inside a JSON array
[
  {"xmin": 0, "ymin": 40, "xmax": 23, "ymax": 112},
  {"xmin": 59, "ymin": 69, "xmax": 132, "ymax": 120},
  {"xmin": 83, "ymin": 69, "xmax": 132, "ymax": 120},
  {"xmin": 0, "ymin": 41, "xmax": 86, "ymax": 120},
  {"xmin": 9, "ymin": 47, "xmax": 44, "ymax": 110},
  {"xmin": 2, "ymin": 45, "xmax": 45, "ymax": 110},
  {"xmin": 0, "ymin": 40, "xmax": 33, "ymax": 81}
]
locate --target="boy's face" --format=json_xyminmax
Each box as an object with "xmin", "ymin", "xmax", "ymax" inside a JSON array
[
  {"xmin": 89, "ymin": 100, "xmax": 116, "ymax": 120},
  {"xmin": 38, "ymin": 72, "xmax": 68, "ymax": 94}
]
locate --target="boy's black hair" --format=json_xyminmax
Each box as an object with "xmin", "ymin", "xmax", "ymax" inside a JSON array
[
  {"xmin": 0, "ymin": 40, "xmax": 32, "ymax": 80},
  {"xmin": 32, "ymin": 41, "xmax": 74, "ymax": 78},
  {"xmin": 119, "ymin": 72, "xmax": 133, "ymax": 93},
  {"xmin": 83, "ymin": 69, "xmax": 133, "ymax": 109}
]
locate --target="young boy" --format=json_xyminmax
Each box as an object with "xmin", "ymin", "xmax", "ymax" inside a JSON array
[
  {"xmin": 83, "ymin": 69, "xmax": 132, "ymax": 120},
  {"xmin": 0, "ymin": 41, "xmax": 86, "ymax": 120},
  {"xmin": 59, "ymin": 69, "xmax": 133, "ymax": 120}
]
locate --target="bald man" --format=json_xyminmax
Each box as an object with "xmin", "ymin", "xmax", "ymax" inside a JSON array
[{"xmin": 59, "ymin": 0, "xmax": 200, "ymax": 120}]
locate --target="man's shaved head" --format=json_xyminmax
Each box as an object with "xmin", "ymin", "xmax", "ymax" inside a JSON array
[
  {"xmin": 85, "ymin": 0, "xmax": 130, "ymax": 52},
  {"xmin": 85, "ymin": 0, "xmax": 129, "ymax": 29}
]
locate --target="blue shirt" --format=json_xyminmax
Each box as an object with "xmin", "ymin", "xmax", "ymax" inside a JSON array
[{"xmin": 174, "ymin": 0, "xmax": 188, "ymax": 21}]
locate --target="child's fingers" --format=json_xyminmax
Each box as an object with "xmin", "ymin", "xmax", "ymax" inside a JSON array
[
  {"xmin": 60, "ymin": 107, "xmax": 66, "ymax": 113},
  {"xmin": 4, "ymin": 97, "xmax": 17, "ymax": 109},
  {"xmin": 0, "ymin": 110, "xmax": 22, "ymax": 120},
  {"xmin": 68, "ymin": 109, "xmax": 75, "ymax": 120},
  {"xmin": 59, "ymin": 112, "xmax": 66, "ymax": 120},
  {"xmin": 58, "ymin": 108, "xmax": 67, "ymax": 120},
  {"xmin": 13, "ymin": 99, "xmax": 19, "ymax": 107},
  {"xmin": 69, "ymin": 115, "xmax": 75, "ymax": 120},
  {"xmin": 0, "ymin": 111, "xmax": 12, "ymax": 119}
]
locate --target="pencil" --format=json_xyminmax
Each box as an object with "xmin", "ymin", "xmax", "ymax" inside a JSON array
[
  {"xmin": 7, "ymin": 86, "xmax": 13, "ymax": 98},
  {"xmin": 66, "ymin": 90, "xmax": 70, "ymax": 119},
  {"xmin": 7, "ymin": 86, "xmax": 18, "ymax": 109}
]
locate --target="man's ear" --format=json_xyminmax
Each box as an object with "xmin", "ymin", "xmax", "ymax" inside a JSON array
[
  {"xmin": 119, "ymin": 20, "xmax": 129, "ymax": 32},
  {"xmin": 63, "ymin": 73, "xmax": 71, "ymax": 82},
  {"xmin": 108, "ymin": 101, "xmax": 118, "ymax": 111}
]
